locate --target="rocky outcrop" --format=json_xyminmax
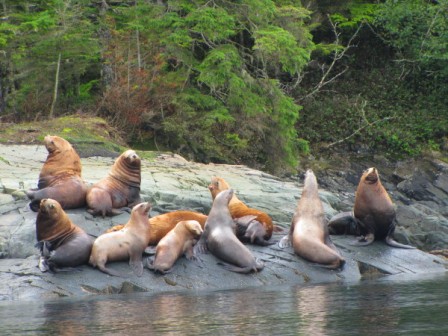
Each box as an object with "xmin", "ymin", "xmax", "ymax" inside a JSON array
[{"xmin": 0, "ymin": 145, "xmax": 446, "ymax": 301}]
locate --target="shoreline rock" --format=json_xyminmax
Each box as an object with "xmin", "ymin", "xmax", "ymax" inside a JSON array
[{"xmin": 0, "ymin": 145, "xmax": 447, "ymax": 302}]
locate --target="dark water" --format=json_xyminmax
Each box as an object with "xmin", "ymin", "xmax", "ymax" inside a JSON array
[{"xmin": 1, "ymin": 273, "xmax": 447, "ymax": 335}]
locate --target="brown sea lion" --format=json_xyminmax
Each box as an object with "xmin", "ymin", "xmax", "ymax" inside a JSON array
[
  {"xmin": 26, "ymin": 135, "xmax": 87, "ymax": 212},
  {"xmin": 195, "ymin": 189, "xmax": 264, "ymax": 273},
  {"xmin": 104, "ymin": 210, "xmax": 207, "ymax": 246},
  {"xmin": 279, "ymin": 169, "xmax": 345, "ymax": 269},
  {"xmin": 146, "ymin": 220, "xmax": 203, "ymax": 274},
  {"xmin": 328, "ymin": 167, "xmax": 414, "ymax": 249},
  {"xmin": 36, "ymin": 198, "xmax": 94, "ymax": 272},
  {"xmin": 89, "ymin": 202, "xmax": 152, "ymax": 276},
  {"xmin": 86, "ymin": 149, "xmax": 142, "ymax": 217},
  {"xmin": 208, "ymin": 176, "xmax": 278, "ymax": 246}
]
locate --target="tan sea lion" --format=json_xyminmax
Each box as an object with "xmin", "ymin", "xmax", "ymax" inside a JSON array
[
  {"xmin": 195, "ymin": 189, "xmax": 264, "ymax": 273},
  {"xmin": 104, "ymin": 210, "xmax": 207, "ymax": 246},
  {"xmin": 328, "ymin": 167, "xmax": 414, "ymax": 248},
  {"xmin": 26, "ymin": 135, "xmax": 87, "ymax": 212},
  {"xmin": 86, "ymin": 149, "xmax": 142, "ymax": 217},
  {"xmin": 208, "ymin": 176, "xmax": 278, "ymax": 246},
  {"xmin": 279, "ymin": 169, "xmax": 345, "ymax": 269},
  {"xmin": 146, "ymin": 220, "xmax": 203, "ymax": 274},
  {"xmin": 36, "ymin": 198, "xmax": 94, "ymax": 272},
  {"xmin": 89, "ymin": 202, "xmax": 152, "ymax": 276}
]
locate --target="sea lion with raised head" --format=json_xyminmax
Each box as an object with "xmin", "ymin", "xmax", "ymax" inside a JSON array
[
  {"xmin": 146, "ymin": 220, "xmax": 203, "ymax": 274},
  {"xmin": 208, "ymin": 176, "xmax": 278, "ymax": 246},
  {"xmin": 104, "ymin": 210, "xmax": 207, "ymax": 246},
  {"xmin": 89, "ymin": 202, "xmax": 152, "ymax": 276},
  {"xmin": 279, "ymin": 169, "xmax": 345, "ymax": 269},
  {"xmin": 328, "ymin": 167, "xmax": 414, "ymax": 248},
  {"xmin": 195, "ymin": 189, "xmax": 264, "ymax": 273},
  {"xmin": 36, "ymin": 198, "xmax": 94, "ymax": 272},
  {"xmin": 26, "ymin": 135, "xmax": 87, "ymax": 212},
  {"xmin": 86, "ymin": 149, "xmax": 142, "ymax": 217}
]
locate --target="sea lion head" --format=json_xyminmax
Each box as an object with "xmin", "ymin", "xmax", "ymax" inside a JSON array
[
  {"xmin": 208, "ymin": 176, "xmax": 230, "ymax": 199},
  {"xmin": 110, "ymin": 150, "xmax": 141, "ymax": 187},
  {"xmin": 36, "ymin": 198, "xmax": 73, "ymax": 241},
  {"xmin": 122, "ymin": 149, "xmax": 141, "ymax": 167},
  {"xmin": 362, "ymin": 167, "xmax": 379, "ymax": 184},
  {"xmin": 215, "ymin": 189, "xmax": 234, "ymax": 206},
  {"xmin": 183, "ymin": 220, "xmax": 203, "ymax": 237},
  {"xmin": 131, "ymin": 201, "xmax": 152, "ymax": 217},
  {"xmin": 39, "ymin": 198, "xmax": 62, "ymax": 215},
  {"xmin": 43, "ymin": 135, "xmax": 72, "ymax": 154}
]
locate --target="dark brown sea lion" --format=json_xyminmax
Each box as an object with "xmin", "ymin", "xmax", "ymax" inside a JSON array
[
  {"xmin": 36, "ymin": 198, "xmax": 94, "ymax": 272},
  {"xmin": 208, "ymin": 176, "xmax": 279, "ymax": 246},
  {"xmin": 279, "ymin": 169, "xmax": 345, "ymax": 269},
  {"xmin": 26, "ymin": 135, "xmax": 87, "ymax": 212},
  {"xmin": 89, "ymin": 202, "xmax": 152, "ymax": 277},
  {"xmin": 328, "ymin": 167, "xmax": 414, "ymax": 249},
  {"xmin": 86, "ymin": 149, "xmax": 142, "ymax": 217},
  {"xmin": 146, "ymin": 220, "xmax": 203, "ymax": 274},
  {"xmin": 195, "ymin": 189, "xmax": 264, "ymax": 273},
  {"xmin": 104, "ymin": 210, "xmax": 208, "ymax": 246}
]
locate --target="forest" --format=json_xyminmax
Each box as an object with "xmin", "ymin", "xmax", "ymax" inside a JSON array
[{"xmin": 0, "ymin": 0, "xmax": 447, "ymax": 173}]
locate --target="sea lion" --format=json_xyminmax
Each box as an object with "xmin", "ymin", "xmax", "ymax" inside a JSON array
[
  {"xmin": 146, "ymin": 220, "xmax": 203, "ymax": 274},
  {"xmin": 104, "ymin": 210, "xmax": 207, "ymax": 246},
  {"xmin": 26, "ymin": 135, "xmax": 87, "ymax": 212},
  {"xmin": 208, "ymin": 176, "xmax": 277, "ymax": 246},
  {"xmin": 36, "ymin": 198, "xmax": 94, "ymax": 272},
  {"xmin": 328, "ymin": 167, "xmax": 414, "ymax": 249},
  {"xmin": 278, "ymin": 169, "xmax": 345, "ymax": 269},
  {"xmin": 86, "ymin": 149, "xmax": 142, "ymax": 217},
  {"xmin": 195, "ymin": 189, "xmax": 264, "ymax": 273},
  {"xmin": 89, "ymin": 202, "xmax": 152, "ymax": 276}
]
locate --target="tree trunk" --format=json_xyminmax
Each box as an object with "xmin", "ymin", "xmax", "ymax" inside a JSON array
[{"xmin": 49, "ymin": 52, "xmax": 61, "ymax": 118}]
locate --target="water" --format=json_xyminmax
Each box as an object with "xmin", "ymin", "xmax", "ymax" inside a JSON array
[{"xmin": 1, "ymin": 273, "xmax": 447, "ymax": 335}]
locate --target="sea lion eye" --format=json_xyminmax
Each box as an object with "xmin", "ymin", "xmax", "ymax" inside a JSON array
[{"xmin": 49, "ymin": 204, "xmax": 55, "ymax": 209}]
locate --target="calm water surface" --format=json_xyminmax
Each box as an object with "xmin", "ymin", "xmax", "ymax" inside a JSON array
[{"xmin": 1, "ymin": 273, "xmax": 447, "ymax": 335}]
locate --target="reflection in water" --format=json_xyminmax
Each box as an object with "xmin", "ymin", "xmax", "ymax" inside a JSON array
[{"xmin": 1, "ymin": 274, "xmax": 448, "ymax": 335}]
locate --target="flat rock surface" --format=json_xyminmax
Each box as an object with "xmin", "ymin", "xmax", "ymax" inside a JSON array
[{"xmin": 0, "ymin": 145, "xmax": 446, "ymax": 301}]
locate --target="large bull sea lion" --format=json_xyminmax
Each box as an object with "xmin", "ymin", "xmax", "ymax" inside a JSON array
[
  {"xmin": 146, "ymin": 220, "xmax": 203, "ymax": 274},
  {"xmin": 36, "ymin": 198, "xmax": 94, "ymax": 272},
  {"xmin": 26, "ymin": 135, "xmax": 87, "ymax": 212},
  {"xmin": 195, "ymin": 189, "xmax": 264, "ymax": 273},
  {"xmin": 86, "ymin": 149, "xmax": 142, "ymax": 217},
  {"xmin": 104, "ymin": 210, "xmax": 208, "ymax": 246},
  {"xmin": 208, "ymin": 176, "xmax": 278, "ymax": 246},
  {"xmin": 328, "ymin": 167, "xmax": 414, "ymax": 249},
  {"xmin": 89, "ymin": 202, "xmax": 152, "ymax": 276},
  {"xmin": 279, "ymin": 169, "xmax": 345, "ymax": 269}
]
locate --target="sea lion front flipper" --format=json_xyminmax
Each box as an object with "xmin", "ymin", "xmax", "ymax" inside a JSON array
[
  {"xmin": 193, "ymin": 236, "xmax": 208, "ymax": 255},
  {"xmin": 278, "ymin": 235, "xmax": 292, "ymax": 248},
  {"xmin": 129, "ymin": 257, "xmax": 144, "ymax": 277},
  {"xmin": 144, "ymin": 246, "xmax": 157, "ymax": 255},
  {"xmin": 385, "ymin": 236, "xmax": 415, "ymax": 249},
  {"xmin": 350, "ymin": 233, "xmax": 375, "ymax": 246},
  {"xmin": 38, "ymin": 256, "xmax": 50, "ymax": 272},
  {"xmin": 145, "ymin": 257, "xmax": 155, "ymax": 270}
]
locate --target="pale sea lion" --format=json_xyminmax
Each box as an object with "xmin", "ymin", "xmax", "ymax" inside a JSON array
[
  {"xmin": 195, "ymin": 189, "xmax": 264, "ymax": 273},
  {"xmin": 328, "ymin": 167, "xmax": 414, "ymax": 249},
  {"xmin": 146, "ymin": 220, "xmax": 203, "ymax": 274},
  {"xmin": 26, "ymin": 135, "xmax": 87, "ymax": 212},
  {"xmin": 279, "ymin": 169, "xmax": 345, "ymax": 269},
  {"xmin": 86, "ymin": 149, "xmax": 142, "ymax": 217},
  {"xmin": 89, "ymin": 202, "xmax": 152, "ymax": 276},
  {"xmin": 208, "ymin": 176, "xmax": 278, "ymax": 246},
  {"xmin": 36, "ymin": 198, "xmax": 94, "ymax": 272}
]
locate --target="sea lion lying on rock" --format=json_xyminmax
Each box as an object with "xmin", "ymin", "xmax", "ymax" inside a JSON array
[
  {"xmin": 279, "ymin": 169, "xmax": 345, "ymax": 269},
  {"xmin": 36, "ymin": 198, "xmax": 94, "ymax": 272},
  {"xmin": 26, "ymin": 135, "xmax": 87, "ymax": 212},
  {"xmin": 328, "ymin": 167, "xmax": 414, "ymax": 249},
  {"xmin": 146, "ymin": 220, "xmax": 203, "ymax": 274},
  {"xmin": 86, "ymin": 149, "xmax": 142, "ymax": 217}
]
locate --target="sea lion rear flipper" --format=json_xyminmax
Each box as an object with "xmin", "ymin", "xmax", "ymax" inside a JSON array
[
  {"xmin": 29, "ymin": 199, "xmax": 41, "ymax": 212},
  {"xmin": 278, "ymin": 235, "xmax": 292, "ymax": 248},
  {"xmin": 217, "ymin": 262, "xmax": 256, "ymax": 274},
  {"xmin": 328, "ymin": 211, "xmax": 358, "ymax": 235},
  {"xmin": 98, "ymin": 265, "xmax": 126, "ymax": 277},
  {"xmin": 255, "ymin": 238, "xmax": 277, "ymax": 246},
  {"xmin": 145, "ymin": 257, "xmax": 155, "ymax": 270}
]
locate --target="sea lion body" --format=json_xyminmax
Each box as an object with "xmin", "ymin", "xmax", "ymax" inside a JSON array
[
  {"xmin": 208, "ymin": 177, "xmax": 276, "ymax": 246},
  {"xmin": 27, "ymin": 135, "xmax": 87, "ymax": 211},
  {"xmin": 328, "ymin": 167, "xmax": 414, "ymax": 248},
  {"xmin": 36, "ymin": 198, "xmax": 94, "ymax": 272},
  {"xmin": 279, "ymin": 170, "xmax": 345, "ymax": 269},
  {"xmin": 105, "ymin": 210, "xmax": 208, "ymax": 246},
  {"xmin": 86, "ymin": 150, "xmax": 142, "ymax": 217},
  {"xmin": 146, "ymin": 220, "xmax": 203, "ymax": 274},
  {"xmin": 197, "ymin": 189, "xmax": 264, "ymax": 273},
  {"xmin": 89, "ymin": 202, "xmax": 152, "ymax": 276}
]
